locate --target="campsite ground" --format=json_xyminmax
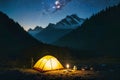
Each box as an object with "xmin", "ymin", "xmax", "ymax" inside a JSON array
[
  {"xmin": 0, "ymin": 64, "xmax": 120, "ymax": 80},
  {"xmin": 0, "ymin": 57, "xmax": 120, "ymax": 80}
]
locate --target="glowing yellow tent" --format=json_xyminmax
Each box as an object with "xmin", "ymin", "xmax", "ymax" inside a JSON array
[{"xmin": 33, "ymin": 55, "xmax": 64, "ymax": 71}]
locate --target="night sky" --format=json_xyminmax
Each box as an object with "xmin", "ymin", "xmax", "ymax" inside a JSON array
[{"xmin": 0, "ymin": 0, "xmax": 120, "ymax": 30}]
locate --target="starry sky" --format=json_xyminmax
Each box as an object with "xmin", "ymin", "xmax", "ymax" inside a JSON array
[{"xmin": 0, "ymin": 0, "xmax": 120, "ymax": 30}]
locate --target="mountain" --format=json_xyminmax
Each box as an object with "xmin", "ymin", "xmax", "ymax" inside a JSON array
[
  {"xmin": 55, "ymin": 14, "xmax": 85, "ymax": 29},
  {"xmin": 29, "ymin": 14, "xmax": 85, "ymax": 44},
  {"xmin": 28, "ymin": 26, "xmax": 43, "ymax": 36},
  {"xmin": 54, "ymin": 4, "xmax": 120, "ymax": 56},
  {"xmin": 0, "ymin": 11, "xmax": 70, "ymax": 68}
]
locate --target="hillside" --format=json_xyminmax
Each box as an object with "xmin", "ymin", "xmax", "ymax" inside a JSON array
[
  {"xmin": 0, "ymin": 11, "xmax": 70, "ymax": 68},
  {"xmin": 0, "ymin": 11, "xmax": 41, "ymax": 54},
  {"xmin": 54, "ymin": 4, "xmax": 120, "ymax": 56}
]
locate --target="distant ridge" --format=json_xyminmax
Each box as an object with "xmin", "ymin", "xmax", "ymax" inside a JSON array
[
  {"xmin": 28, "ymin": 26, "xmax": 43, "ymax": 36},
  {"xmin": 28, "ymin": 14, "xmax": 85, "ymax": 44}
]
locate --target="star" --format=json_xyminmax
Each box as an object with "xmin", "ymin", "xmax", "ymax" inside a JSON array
[
  {"xmin": 55, "ymin": 0, "xmax": 60, "ymax": 5},
  {"xmin": 53, "ymin": 0, "xmax": 61, "ymax": 9}
]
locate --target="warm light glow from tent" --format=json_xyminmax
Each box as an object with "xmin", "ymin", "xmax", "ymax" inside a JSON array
[
  {"xmin": 66, "ymin": 64, "xmax": 70, "ymax": 69},
  {"xmin": 33, "ymin": 55, "xmax": 64, "ymax": 71}
]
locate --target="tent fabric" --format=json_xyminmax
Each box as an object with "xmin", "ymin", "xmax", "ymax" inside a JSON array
[{"xmin": 33, "ymin": 55, "xmax": 64, "ymax": 71}]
